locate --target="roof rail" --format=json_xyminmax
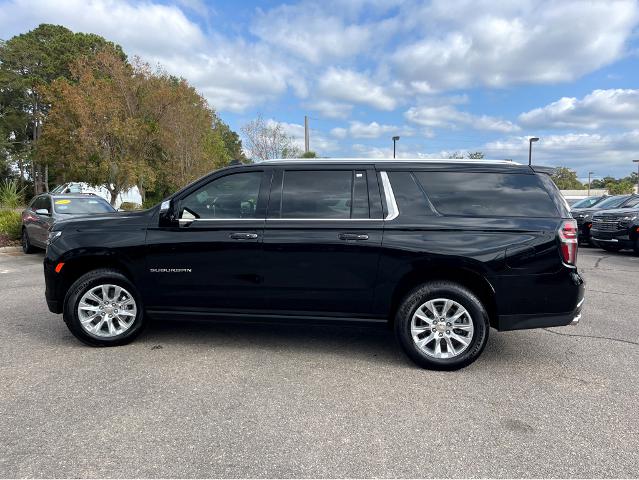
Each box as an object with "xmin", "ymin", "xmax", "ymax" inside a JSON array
[{"xmin": 256, "ymin": 158, "xmax": 520, "ymax": 165}]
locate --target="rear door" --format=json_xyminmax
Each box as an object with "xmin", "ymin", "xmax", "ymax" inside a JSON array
[{"xmin": 260, "ymin": 166, "xmax": 384, "ymax": 317}]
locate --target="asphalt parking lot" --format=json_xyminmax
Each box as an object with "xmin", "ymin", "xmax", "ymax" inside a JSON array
[{"xmin": 0, "ymin": 248, "xmax": 638, "ymax": 478}]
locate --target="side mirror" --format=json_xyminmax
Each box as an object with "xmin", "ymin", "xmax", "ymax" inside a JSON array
[
  {"xmin": 35, "ymin": 208, "xmax": 50, "ymax": 216},
  {"xmin": 158, "ymin": 199, "xmax": 178, "ymax": 227}
]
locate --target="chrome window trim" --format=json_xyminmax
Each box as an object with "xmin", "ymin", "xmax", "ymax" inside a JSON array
[{"xmin": 379, "ymin": 171, "xmax": 399, "ymax": 221}]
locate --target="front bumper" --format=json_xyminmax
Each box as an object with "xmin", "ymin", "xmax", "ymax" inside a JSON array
[
  {"xmin": 591, "ymin": 229, "xmax": 634, "ymax": 249},
  {"xmin": 44, "ymin": 258, "xmax": 64, "ymax": 314}
]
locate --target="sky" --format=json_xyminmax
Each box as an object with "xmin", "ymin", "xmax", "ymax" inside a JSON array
[{"xmin": 1, "ymin": 0, "xmax": 639, "ymax": 180}]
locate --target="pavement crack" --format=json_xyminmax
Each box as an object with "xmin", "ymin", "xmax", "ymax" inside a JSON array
[
  {"xmin": 542, "ymin": 328, "xmax": 639, "ymax": 347},
  {"xmin": 593, "ymin": 256, "xmax": 608, "ymax": 269}
]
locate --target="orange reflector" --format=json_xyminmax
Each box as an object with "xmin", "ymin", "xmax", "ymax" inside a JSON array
[
  {"xmin": 636, "ymin": 227, "xmax": 639, "ymax": 232},
  {"xmin": 55, "ymin": 262, "xmax": 65, "ymax": 273}
]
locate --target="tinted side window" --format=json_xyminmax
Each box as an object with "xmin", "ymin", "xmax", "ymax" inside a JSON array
[
  {"xmin": 281, "ymin": 170, "xmax": 353, "ymax": 219},
  {"xmin": 388, "ymin": 171, "xmax": 435, "ymax": 218},
  {"xmin": 413, "ymin": 172, "xmax": 559, "ymax": 217},
  {"xmin": 622, "ymin": 196, "xmax": 639, "ymax": 208},
  {"xmin": 180, "ymin": 172, "xmax": 262, "ymax": 219}
]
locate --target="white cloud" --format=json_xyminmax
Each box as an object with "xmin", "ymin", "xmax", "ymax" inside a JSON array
[
  {"xmin": 519, "ymin": 89, "xmax": 639, "ymax": 130},
  {"xmin": 393, "ymin": 0, "xmax": 639, "ymax": 90},
  {"xmin": 318, "ymin": 68, "xmax": 397, "ymax": 111},
  {"xmin": 251, "ymin": 3, "xmax": 373, "ymax": 64},
  {"xmin": 483, "ymin": 131, "xmax": 639, "ymax": 174},
  {"xmin": 305, "ymin": 100, "xmax": 353, "ymax": 119},
  {"xmin": 0, "ymin": 0, "xmax": 298, "ymax": 113},
  {"xmin": 331, "ymin": 121, "xmax": 411, "ymax": 139},
  {"xmin": 405, "ymin": 105, "xmax": 520, "ymax": 132},
  {"xmin": 351, "ymin": 143, "xmax": 451, "ymax": 159}
]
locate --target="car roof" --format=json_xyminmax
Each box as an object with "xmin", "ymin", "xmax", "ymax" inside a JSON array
[{"xmin": 38, "ymin": 193, "xmax": 109, "ymax": 201}]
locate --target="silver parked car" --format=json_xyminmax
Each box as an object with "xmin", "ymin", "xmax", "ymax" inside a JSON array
[{"xmin": 21, "ymin": 193, "xmax": 115, "ymax": 253}]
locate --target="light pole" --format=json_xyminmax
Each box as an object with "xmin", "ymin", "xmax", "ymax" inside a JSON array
[
  {"xmin": 528, "ymin": 137, "xmax": 539, "ymax": 166},
  {"xmin": 392, "ymin": 136, "xmax": 400, "ymax": 158},
  {"xmin": 588, "ymin": 171, "xmax": 594, "ymax": 196},
  {"xmin": 634, "ymin": 160, "xmax": 639, "ymax": 194}
]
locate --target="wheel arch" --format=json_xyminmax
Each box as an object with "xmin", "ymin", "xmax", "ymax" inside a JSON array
[
  {"xmin": 57, "ymin": 252, "xmax": 137, "ymax": 303},
  {"xmin": 388, "ymin": 265, "xmax": 498, "ymax": 328}
]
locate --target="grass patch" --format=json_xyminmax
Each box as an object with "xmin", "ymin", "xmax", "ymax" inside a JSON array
[{"xmin": 0, "ymin": 209, "xmax": 22, "ymax": 241}]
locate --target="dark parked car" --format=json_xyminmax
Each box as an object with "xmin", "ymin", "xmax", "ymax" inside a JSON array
[
  {"xmin": 21, "ymin": 193, "xmax": 115, "ymax": 253},
  {"xmin": 571, "ymin": 194, "xmax": 634, "ymax": 245},
  {"xmin": 43, "ymin": 159, "xmax": 584, "ymax": 370},
  {"xmin": 591, "ymin": 197, "xmax": 639, "ymax": 253}
]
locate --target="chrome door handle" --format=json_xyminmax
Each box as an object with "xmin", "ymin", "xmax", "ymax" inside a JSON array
[
  {"xmin": 338, "ymin": 233, "xmax": 369, "ymax": 241},
  {"xmin": 230, "ymin": 232, "xmax": 258, "ymax": 240}
]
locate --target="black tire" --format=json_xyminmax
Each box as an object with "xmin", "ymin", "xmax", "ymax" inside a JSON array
[
  {"xmin": 394, "ymin": 281, "xmax": 490, "ymax": 371},
  {"xmin": 21, "ymin": 228, "xmax": 36, "ymax": 254},
  {"xmin": 63, "ymin": 268, "xmax": 146, "ymax": 347},
  {"xmin": 600, "ymin": 244, "xmax": 621, "ymax": 253},
  {"xmin": 633, "ymin": 239, "xmax": 639, "ymax": 255}
]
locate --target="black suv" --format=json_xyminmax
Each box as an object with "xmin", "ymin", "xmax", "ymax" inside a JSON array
[
  {"xmin": 571, "ymin": 194, "xmax": 634, "ymax": 245},
  {"xmin": 44, "ymin": 160, "xmax": 584, "ymax": 370},
  {"xmin": 591, "ymin": 197, "xmax": 639, "ymax": 253}
]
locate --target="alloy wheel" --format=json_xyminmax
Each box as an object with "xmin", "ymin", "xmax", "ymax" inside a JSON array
[
  {"xmin": 77, "ymin": 284, "xmax": 138, "ymax": 338},
  {"xmin": 411, "ymin": 298, "xmax": 474, "ymax": 359}
]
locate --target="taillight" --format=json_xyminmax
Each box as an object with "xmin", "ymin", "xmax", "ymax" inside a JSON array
[{"xmin": 558, "ymin": 219, "xmax": 578, "ymax": 266}]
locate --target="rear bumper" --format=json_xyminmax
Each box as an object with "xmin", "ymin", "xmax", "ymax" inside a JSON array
[{"xmin": 495, "ymin": 270, "xmax": 585, "ymax": 331}]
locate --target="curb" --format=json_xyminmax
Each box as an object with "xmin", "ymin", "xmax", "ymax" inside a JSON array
[{"xmin": 0, "ymin": 246, "xmax": 22, "ymax": 253}]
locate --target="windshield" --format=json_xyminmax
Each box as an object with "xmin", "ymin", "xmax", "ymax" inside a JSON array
[
  {"xmin": 596, "ymin": 195, "xmax": 629, "ymax": 209},
  {"xmin": 53, "ymin": 197, "xmax": 115, "ymax": 214},
  {"xmin": 571, "ymin": 196, "xmax": 603, "ymax": 208}
]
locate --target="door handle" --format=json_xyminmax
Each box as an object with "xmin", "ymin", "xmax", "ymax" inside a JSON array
[
  {"xmin": 230, "ymin": 232, "xmax": 259, "ymax": 240},
  {"xmin": 338, "ymin": 233, "xmax": 369, "ymax": 241}
]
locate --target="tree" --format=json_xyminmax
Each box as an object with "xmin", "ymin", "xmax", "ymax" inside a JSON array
[
  {"xmin": 606, "ymin": 179, "xmax": 634, "ymax": 194},
  {"xmin": 38, "ymin": 48, "xmax": 239, "ymax": 205},
  {"xmin": 241, "ymin": 115, "xmax": 302, "ymax": 161},
  {"xmin": 467, "ymin": 151, "xmax": 484, "ymax": 159},
  {"xmin": 301, "ymin": 151, "xmax": 317, "ymax": 158},
  {"xmin": 551, "ymin": 167, "xmax": 583, "ymax": 190},
  {"xmin": 0, "ymin": 24, "xmax": 124, "ymax": 193}
]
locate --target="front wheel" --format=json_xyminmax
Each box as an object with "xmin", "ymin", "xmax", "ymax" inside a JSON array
[
  {"xmin": 63, "ymin": 269, "xmax": 146, "ymax": 346},
  {"xmin": 22, "ymin": 228, "xmax": 36, "ymax": 254},
  {"xmin": 395, "ymin": 281, "xmax": 489, "ymax": 370}
]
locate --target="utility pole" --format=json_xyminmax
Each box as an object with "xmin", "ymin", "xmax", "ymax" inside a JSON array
[
  {"xmin": 588, "ymin": 171, "xmax": 594, "ymax": 196},
  {"xmin": 304, "ymin": 115, "xmax": 309, "ymax": 153},
  {"xmin": 392, "ymin": 136, "xmax": 400, "ymax": 159},
  {"xmin": 633, "ymin": 160, "xmax": 639, "ymax": 194},
  {"xmin": 528, "ymin": 137, "xmax": 539, "ymax": 166}
]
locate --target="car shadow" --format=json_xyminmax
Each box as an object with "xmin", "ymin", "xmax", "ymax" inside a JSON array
[{"xmin": 142, "ymin": 317, "xmax": 407, "ymax": 366}]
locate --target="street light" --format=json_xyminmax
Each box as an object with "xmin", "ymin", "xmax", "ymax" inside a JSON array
[
  {"xmin": 634, "ymin": 160, "xmax": 639, "ymax": 194},
  {"xmin": 588, "ymin": 171, "xmax": 594, "ymax": 196},
  {"xmin": 528, "ymin": 137, "xmax": 539, "ymax": 166},
  {"xmin": 392, "ymin": 136, "xmax": 400, "ymax": 159}
]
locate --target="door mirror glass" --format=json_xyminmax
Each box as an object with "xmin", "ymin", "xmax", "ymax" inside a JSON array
[{"xmin": 35, "ymin": 208, "xmax": 50, "ymax": 216}]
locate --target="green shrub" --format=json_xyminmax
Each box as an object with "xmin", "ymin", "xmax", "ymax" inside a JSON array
[
  {"xmin": 119, "ymin": 201, "xmax": 142, "ymax": 211},
  {"xmin": 0, "ymin": 209, "xmax": 22, "ymax": 240},
  {"xmin": 0, "ymin": 179, "xmax": 25, "ymax": 209}
]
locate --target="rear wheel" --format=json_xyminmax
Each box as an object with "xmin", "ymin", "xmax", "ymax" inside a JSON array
[
  {"xmin": 633, "ymin": 239, "xmax": 639, "ymax": 255},
  {"xmin": 21, "ymin": 228, "xmax": 36, "ymax": 254},
  {"xmin": 63, "ymin": 269, "xmax": 146, "ymax": 346},
  {"xmin": 395, "ymin": 281, "xmax": 489, "ymax": 370}
]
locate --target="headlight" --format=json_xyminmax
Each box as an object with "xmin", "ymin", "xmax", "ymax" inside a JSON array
[
  {"xmin": 47, "ymin": 231, "xmax": 62, "ymax": 245},
  {"xmin": 622, "ymin": 215, "xmax": 637, "ymax": 221}
]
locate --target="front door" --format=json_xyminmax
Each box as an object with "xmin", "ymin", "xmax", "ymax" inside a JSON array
[
  {"xmin": 261, "ymin": 167, "xmax": 384, "ymax": 317},
  {"xmin": 145, "ymin": 169, "xmax": 270, "ymax": 312}
]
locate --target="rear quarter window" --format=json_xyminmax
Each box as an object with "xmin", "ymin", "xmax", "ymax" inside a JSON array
[{"xmin": 413, "ymin": 171, "xmax": 559, "ymax": 217}]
